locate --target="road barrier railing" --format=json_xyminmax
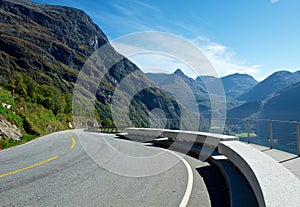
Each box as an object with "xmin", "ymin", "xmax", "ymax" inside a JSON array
[
  {"xmin": 86, "ymin": 126, "xmax": 130, "ymax": 133},
  {"xmin": 223, "ymin": 118, "xmax": 300, "ymax": 156}
]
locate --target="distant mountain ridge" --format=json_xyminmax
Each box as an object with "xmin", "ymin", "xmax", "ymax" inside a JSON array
[
  {"xmin": 238, "ymin": 71, "xmax": 300, "ymax": 101},
  {"xmin": 147, "ymin": 69, "xmax": 258, "ymax": 101},
  {"xmin": 147, "ymin": 69, "xmax": 300, "ymax": 121},
  {"xmin": 146, "ymin": 69, "xmax": 257, "ymax": 117},
  {"xmin": 227, "ymin": 71, "xmax": 300, "ymax": 120}
]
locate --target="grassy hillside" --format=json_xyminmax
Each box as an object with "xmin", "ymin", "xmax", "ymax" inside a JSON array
[{"xmin": 0, "ymin": 80, "xmax": 71, "ymax": 149}]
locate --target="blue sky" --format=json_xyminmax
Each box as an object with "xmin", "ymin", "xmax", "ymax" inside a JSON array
[{"xmin": 33, "ymin": 0, "xmax": 300, "ymax": 81}]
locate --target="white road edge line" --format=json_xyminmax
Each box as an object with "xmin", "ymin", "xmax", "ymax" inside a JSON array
[{"xmin": 165, "ymin": 149, "xmax": 193, "ymax": 207}]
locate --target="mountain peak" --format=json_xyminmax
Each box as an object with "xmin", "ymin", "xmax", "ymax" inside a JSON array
[
  {"xmin": 173, "ymin": 68, "xmax": 185, "ymax": 76},
  {"xmin": 269, "ymin": 70, "xmax": 292, "ymax": 77},
  {"xmin": 222, "ymin": 73, "xmax": 257, "ymax": 83},
  {"xmin": 226, "ymin": 73, "xmax": 256, "ymax": 78}
]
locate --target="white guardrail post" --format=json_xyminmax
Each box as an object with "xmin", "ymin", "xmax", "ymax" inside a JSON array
[
  {"xmin": 296, "ymin": 121, "xmax": 300, "ymax": 156},
  {"xmin": 247, "ymin": 119, "xmax": 250, "ymax": 144},
  {"xmin": 269, "ymin": 120, "xmax": 273, "ymax": 149}
]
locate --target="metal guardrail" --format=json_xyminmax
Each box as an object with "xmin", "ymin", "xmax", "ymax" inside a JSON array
[
  {"xmin": 91, "ymin": 117, "xmax": 300, "ymax": 155},
  {"xmin": 223, "ymin": 118, "xmax": 300, "ymax": 156},
  {"xmin": 87, "ymin": 126, "xmax": 130, "ymax": 133},
  {"xmin": 168, "ymin": 117, "xmax": 300, "ymax": 156}
]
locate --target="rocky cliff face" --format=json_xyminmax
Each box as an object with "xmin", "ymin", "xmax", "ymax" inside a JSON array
[
  {"xmin": 0, "ymin": 115, "xmax": 22, "ymax": 140},
  {"xmin": 0, "ymin": 0, "xmax": 181, "ymax": 127}
]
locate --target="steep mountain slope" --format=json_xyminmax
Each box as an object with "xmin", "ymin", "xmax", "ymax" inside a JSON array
[
  {"xmin": 227, "ymin": 77, "xmax": 300, "ymax": 121},
  {"xmin": 238, "ymin": 71, "xmax": 300, "ymax": 101},
  {"xmin": 0, "ymin": 0, "xmax": 181, "ymax": 127},
  {"xmin": 195, "ymin": 75, "xmax": 218, "ymax": 85},
  {"xmin": 261, "ymin": 81, "xmax": 300, "ymax": 121},
  {"xmin": 221, "ymin": 73, "xmax": 257, "ymax": 100},
  {"xmin": 228, "ymin": 101, "xmax": 262, "ymax": 119},
  {"xmin": 0, "ymin": 0, "xmax": 107, "ymax": 91}
]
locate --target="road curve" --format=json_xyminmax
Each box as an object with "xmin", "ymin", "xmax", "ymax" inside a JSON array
[{"xmin": 0, "ymin": 130, "xmax": 211, "ymax": 206}]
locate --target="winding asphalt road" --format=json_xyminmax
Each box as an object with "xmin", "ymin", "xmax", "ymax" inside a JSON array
[{"xmin": 0, "ymin": 130, "xmax": 211, "ymax": 206}]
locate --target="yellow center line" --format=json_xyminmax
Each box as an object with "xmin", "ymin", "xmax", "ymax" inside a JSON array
[
  {"xmin": 0, "ymin": 156, "xmax": 59, "ymax": 178},
  {"xmin": 1, "ymin": 132, "xmax": 76, "ymax": 178},
  {"xmin": 69, "ymin": 133, "xmax": 75, "ymax": 149}
]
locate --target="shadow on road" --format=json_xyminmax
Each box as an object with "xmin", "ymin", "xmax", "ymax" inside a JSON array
[{"xmin": 197, "ymin": 164, "xmax": 230, "ymax": 207}]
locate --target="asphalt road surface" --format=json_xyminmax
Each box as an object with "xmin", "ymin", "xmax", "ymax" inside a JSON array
[{"xmin": 0, "ymin": 130, "xmax": 212, "ymax": 206}]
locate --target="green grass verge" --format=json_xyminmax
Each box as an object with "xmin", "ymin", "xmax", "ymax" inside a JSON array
[
  {"xmin": 235, "ymin": 132, "xmax": 257, "ymax": 138},
  {"xmin": 0, "ymin": 87, "xmax": 70, "ymax": 150},
  {"xmin": 0, "ymin": 134, "xmax": 37, "ymax": 150}
]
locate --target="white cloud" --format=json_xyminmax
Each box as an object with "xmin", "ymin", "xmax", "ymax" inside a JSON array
[
  {"xmin": 252, "ymin": 65, "xmax": 264, "ymax": 68},
  {"xmin": 131, "ymin": 0, "xmax": 160, "ymax": 12},
  {"xmin": 270, "ymin": 0, "xmax": 279, "ymax": 3},
  {"xmin": 191, "ymin": 36, "xmax": 262, "ymax": 78},
  {"xmin": 205, "ymin": 44, "xmax": 228, "ymax": 55}
]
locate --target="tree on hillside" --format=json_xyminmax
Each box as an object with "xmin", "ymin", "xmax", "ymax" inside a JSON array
[
  {"xmin": 15, "ymin": 76, "xmax": 28, "ymax": 97},
  {"xmin": 64, "ymin": 92, "xmax": 72, "ymax": 115},
  {"xmin": 25, "ymin": 77, "xmax": 38, "ymax": 103},
  {"xmin": 38, "ymin": 85, "xmax": 63, "ymax": 115}
]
